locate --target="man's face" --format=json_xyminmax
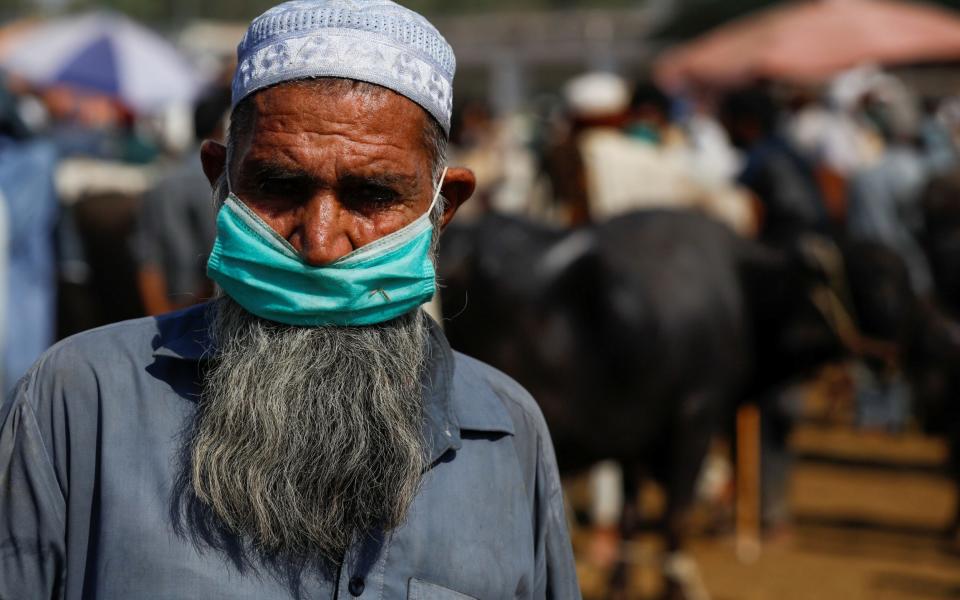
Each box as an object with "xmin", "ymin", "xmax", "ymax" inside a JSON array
[
  {"xmin": 227, "ymin": 83, "xmax": 437, "ymax": 267},
  {"xmin": 188, "ymin": 81, "xmax": 475, "ymax": 563}
]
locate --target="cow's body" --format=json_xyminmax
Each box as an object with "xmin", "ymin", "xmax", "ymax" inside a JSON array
[
  {"xmin": 438, "ymin": 210, "xmax": 843, "ymax": 575},
  {"xmin": 441, "ymin": 212, "xmax": 742, "ymax": 477}
]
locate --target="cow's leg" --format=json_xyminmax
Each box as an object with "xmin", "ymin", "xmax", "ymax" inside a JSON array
[
  {"xmin": 608, "ymin": 466, "xmax": 641, "ymax": 600},
  {"xmin": 760, "ymin": 386, "xmax": 801, "ymax": 535},
  {"xmin": 660, "ymin": 391, "xmax": 718, "ymax": 600},
  {"xmin": 589, "ymin": 460, "xmax": 624, "ymax": 569}
]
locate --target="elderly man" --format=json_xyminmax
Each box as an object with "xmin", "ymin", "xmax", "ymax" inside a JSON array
[{"xmin": 0, "ymin": 2, "xmax": 579, "ymax": 598}]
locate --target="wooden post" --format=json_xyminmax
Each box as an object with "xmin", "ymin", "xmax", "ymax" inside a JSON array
[{"xmin": 736, "ymin": 403, "xmax": 761, "ymax": 563}]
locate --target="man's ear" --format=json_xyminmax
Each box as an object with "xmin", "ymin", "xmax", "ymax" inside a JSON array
[
  {"xmin": 439, "ymin": 167, "xmax": 476, "ymax": 229},
  {"xmin": 200, "ymin": 140, "xmax": 228, "ymax": 189}
]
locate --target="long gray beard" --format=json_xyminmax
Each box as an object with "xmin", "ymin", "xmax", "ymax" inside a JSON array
[{"xmin": 189, "ymin": 297, "xmax": 429, "ymax": 564}]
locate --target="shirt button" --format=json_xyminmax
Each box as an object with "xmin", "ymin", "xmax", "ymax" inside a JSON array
[{"xmin": 348, "ymin": 576, "xmax": 365, "ymax": 597}]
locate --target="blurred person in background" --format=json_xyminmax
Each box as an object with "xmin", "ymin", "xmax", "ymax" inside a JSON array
[
  {"xmin": 0, "ymin": 72, "xmax": 31, "ymax": 140},
  {"xmin": 673, "ymin": 93, "xmax": 743, "ymax": 191},
  {"xmin": 787, "ymin": 85, "xmax": 879, "ymax": 179},
  {"xmin": 0, "ymin": 71, "xmax": 58, "ymax": 393},
  {"xmin": 719, "ymin": 86, "xmax": 831, "ymax": 533},
  {"xmin": 720, "ymin": 86, "xmax": 830, "ymax": 246},
  {"xmin": 39, "ymin": 84, "xmax": 158, "ymax": 164},
  {"xmin": 845, "ymin": 83, "xmax": 937, "ymax": 432},
  {"xmin": 626, "ymin": 82, "xmax": 756, "ymax": 236},
  {"xmin": 542, "ymin": 71, "xmax": 628, "ymax": 225},
  {"xmin": 847, "ymin": 86, "xmax": 934, "ymax": 298},
  {"xmin": 450, "ymin": 98, "xmax": 550, "ymax": 223},
  {"xmin": 785, "ymin": 85, "xmax": 874, "ymax": 225},
  {"xmin": 551, "ymin": 72, "xmax": 755, "ymax": 235},
  {"xmin": 449, "ymin": 99, "xmax": 498, "ymax": 215},
  {"xmin": 933, "ymin": 95, "xmax": 960, "ymax": 165},
  {"xmin": 919, "ymin": 96, "xmax": 960, "ymax": 175},
  {"xmin": 132, "ymin": 86, "xmax": 230, "ymax": 315}
]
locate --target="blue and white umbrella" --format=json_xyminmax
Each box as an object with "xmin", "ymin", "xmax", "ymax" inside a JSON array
[{"xmin": 1, "ymin": 12, "xmax": 204, "ymax": 113}]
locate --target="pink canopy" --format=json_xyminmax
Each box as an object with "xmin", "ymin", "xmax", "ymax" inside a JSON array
[{"xmin": 655, "ymin": 0, "xmax": 960, "ymax": 90}]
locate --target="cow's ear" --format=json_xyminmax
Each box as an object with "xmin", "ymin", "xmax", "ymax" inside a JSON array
[{"xmin": 536, "ymin": 230, "xmax": 600, "ymax": 297}]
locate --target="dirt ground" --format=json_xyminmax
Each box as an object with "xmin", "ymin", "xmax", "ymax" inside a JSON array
[{"xmin": 574, "ymin": 424, "xmax": 960, "ymax": 600}]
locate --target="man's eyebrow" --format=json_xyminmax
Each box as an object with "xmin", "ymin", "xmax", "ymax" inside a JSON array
[
  {"xmin": 244, "ymin": 159, "xmax": 313, "ymax": 182},
  {"xmin": 339, "ymin": 173, "xmax": 418, "ymax": 191}
]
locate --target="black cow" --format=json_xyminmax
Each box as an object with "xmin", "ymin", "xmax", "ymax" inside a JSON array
[{"xmin": 438, "ymin": 209, "xmax": 844, "ymax": 596}]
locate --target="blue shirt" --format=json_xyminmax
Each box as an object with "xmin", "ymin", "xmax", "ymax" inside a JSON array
[
  {"xmin": 0, "ymin": 303, "xmax": 579, "ymax": 599},
  {"xmin": 0, "ymin": 138, "xmax": 59, "ymax": 393}
]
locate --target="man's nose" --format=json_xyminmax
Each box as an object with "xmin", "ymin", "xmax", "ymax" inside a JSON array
[{"xmin": 291, "ymin": 194, "xmax": 355, "ymax": 267}]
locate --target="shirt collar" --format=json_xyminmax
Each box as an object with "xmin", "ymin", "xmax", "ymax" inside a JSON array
[
  {"xmin": 420, "ymin": 317, "xmax": 462, "ymax": 464},
  {"xmin": 151, "ymin": 302, "xmax": 514, "ymax": 465},
  {"xmin": 151, "ymin": 302, "xmax": 216, "ymax": 361}
]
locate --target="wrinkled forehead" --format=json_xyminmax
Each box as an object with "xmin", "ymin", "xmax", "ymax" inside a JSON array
[
  {"xmin": 229, "ymin": 79, "xmax": 436, "ymax": 179},
  {"xmin": 238, "ymin": 79, "xmax": 430, "ymax": 139}
]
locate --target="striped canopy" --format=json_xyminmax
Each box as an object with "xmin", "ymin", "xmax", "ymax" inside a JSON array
[{"xmin": 2, "ymin": 12, "xmax": 204, "ymax": 113}]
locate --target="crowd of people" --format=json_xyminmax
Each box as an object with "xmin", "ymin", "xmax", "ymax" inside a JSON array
[
  {"xmin": 454, "ymin": 65, "xmax": 960, "ymax": 404},
  {"xmin": 1, "ymin": 52, "xmax": 957, "ymax": 375},
  {"xmin": 460, "ymin": 66, "xmax": 960, "ymax": 272}
]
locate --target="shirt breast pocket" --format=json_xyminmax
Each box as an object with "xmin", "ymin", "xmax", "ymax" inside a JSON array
[{"xmin": 407, "ymin": 578, "xmax": 478, "ymax": 600}]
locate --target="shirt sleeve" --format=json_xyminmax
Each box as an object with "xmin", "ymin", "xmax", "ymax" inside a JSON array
[
  {"xmin": 533, "ymin": 425, "xmax": 581, "ymax": 600},
  {"xmin": 0, "ymin": 382, "xmax": 67, "ymax": 600}
]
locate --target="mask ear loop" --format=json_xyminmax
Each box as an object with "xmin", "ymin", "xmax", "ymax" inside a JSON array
[
  {"xmin": 428, "ymin": 167, "xmax": 449, "ymax": 216},
  {"xmin": 224, "ymin": 150, "xmax": 233, "ymax": 195}
]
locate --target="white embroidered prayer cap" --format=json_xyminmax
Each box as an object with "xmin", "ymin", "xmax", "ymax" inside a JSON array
[{"xmin": 232, "ymin": 0, "xmax": 455, "ymax": 133}]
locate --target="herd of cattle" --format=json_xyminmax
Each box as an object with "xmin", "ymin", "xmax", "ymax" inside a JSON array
[{"xmin": 436, "ymin": 173, "xmax": 960, "ymax": 593}]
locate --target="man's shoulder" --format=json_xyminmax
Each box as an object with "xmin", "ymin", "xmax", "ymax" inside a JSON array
[
  {"xmin": 32, "ymin": 317, "xmax": 154, "ymax": 371},
  {"xmin": 16, "ymin": 304, "xmax": 209, "ymax": 403},
  {"xmin": 449, "ymin": 351, "xmax": 549, "ymax": 441},
  {"xmin": 451, "ymin": 352, "xmax": 537, "ymax": 411},
  {"xmin": 447, "ymin": 352, "xmax": 565, "ymax": 509}
]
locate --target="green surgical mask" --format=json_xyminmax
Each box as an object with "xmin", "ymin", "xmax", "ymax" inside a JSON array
[{"xmin": 206, "ymin": 168, "xmax": 446, "ymax": 327}]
